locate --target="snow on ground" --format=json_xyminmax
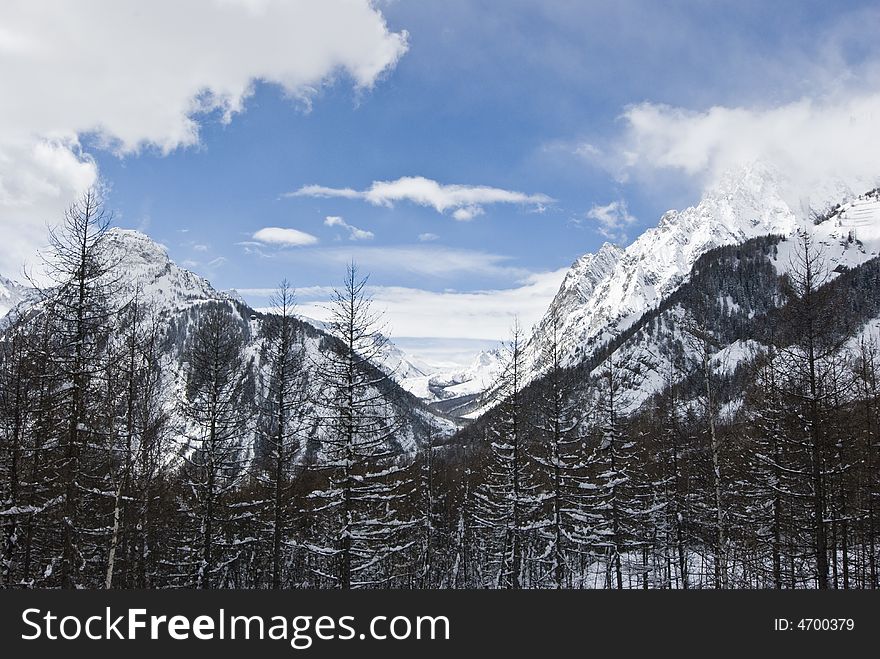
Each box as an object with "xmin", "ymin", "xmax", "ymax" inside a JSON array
[
  {"xmin": 711, "ymin": 339, "xmax": 764, "ymax": 375},
  {"xmin": 772, "ymin": 190, "xmax": 880, "ymax": 279}
]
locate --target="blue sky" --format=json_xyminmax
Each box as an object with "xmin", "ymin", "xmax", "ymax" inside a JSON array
[{"xmin": 3, "ymin": 1, "xmax": 880, "ymax": 365}]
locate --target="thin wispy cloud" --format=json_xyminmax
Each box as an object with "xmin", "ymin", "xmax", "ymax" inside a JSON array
[
  {"xmin": 206, "ymin": 256, "xmax": 227, "ymax": 268},
  {"xmin": 324, "ymin": 215, "xmax": 374, "ymax": 241},
  {"xmin": 585, "ymin": 200, "xmax": 637, "ymax": 241},
  {"xmin": 239, "ymin": 269, "xmax": 569, "ymax": 340},
  {"xmin": 245, "ymin": 244, "xmax": 530, "ymax": 280},
  {"xmin": 180, "ymin": 256, "xmax": 227, "ymax": 271},
  {"xmin": 235, "ymin": 285, "xmax": 336, "ymax": 299},
  {"xmin": 288, "ymin": 176, "xmax": 553, "ymax": 220}
]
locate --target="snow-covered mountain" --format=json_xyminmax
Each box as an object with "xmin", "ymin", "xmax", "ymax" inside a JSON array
[
  {"xmin": 2, "ymin": 228, "xmax": 457, "ymax": 462},
  {"xmin": 102, "ymin": 228, "xmax": 225, "ymax": 317},
  {"xmin": 532, "ymin": 163, "xmax": 877, "ymax": 372},
  {"xmin": 399, "ymin": 348, "xmax": 505, "ymax": 402},
  {"xmin": 474, "ymin": 163, "xmax": 879, "ymax": 429},
  {"xmin": 0, "ymin": 275, "xmax": 29, "ymax": 319}
]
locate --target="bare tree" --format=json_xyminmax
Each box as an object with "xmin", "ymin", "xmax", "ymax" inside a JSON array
[
  {"xmin": 531, "ymin": 311, "xmax": 586, "ymax": 588},
  {"xmin": 258, "ymin": 280, "xmax": 307, "ymax": 589},
  {"xmin": 475, "ymin": 320, "xmax": 537, "ymax": 588},
  {"xmin": 779, "ymin": 231, "xmax": 841, "ymax": 589},
  {"xmin": 681, "ymin": 308, "xmax": 728, "ymax": 589},
  {"xmin": 308, "ymin": 263, "xmax": 412, "ymax": 588},
  {"xmin": 180, "ymin": 302, "xmax": 250, "ymax": 588},
  {"xmin": 35, "ymin": 189, "xmax": 120, "ymax": 588}
]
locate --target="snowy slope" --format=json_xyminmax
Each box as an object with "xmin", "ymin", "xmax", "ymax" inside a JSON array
[{"xmin": 812, "ymin": 188, "xmax": 880, "ymax": 260}]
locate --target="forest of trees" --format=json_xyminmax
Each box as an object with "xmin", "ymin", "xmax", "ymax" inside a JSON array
[{"xmin": 1, "ymin": 193, "xmax": 879, "ymax": 589}]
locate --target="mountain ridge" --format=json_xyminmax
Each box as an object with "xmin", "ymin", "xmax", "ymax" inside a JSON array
[{"xmin": 529, "ymin": 162, "xmax": 878, "ymax": 374}]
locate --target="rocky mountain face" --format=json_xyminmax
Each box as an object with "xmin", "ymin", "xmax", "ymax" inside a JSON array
[
  {"xmin": 101, "ymin": 229, "xmax": 221, "ymax": 318},
  {"xmin": 531, "ymin": 163, "xmax": 816, "ymax": 371}
]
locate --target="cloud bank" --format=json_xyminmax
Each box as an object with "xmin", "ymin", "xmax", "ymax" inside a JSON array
[
  {"xmin": 588, "ymin": 92, "xmax": 880, "ymax": 203},
  {"xmin": 243, "ymin": 268, "xmax": 569, "ymax": 340},
  {"xmin": 290, "ymin": 176, "xmax": 552, "ymax": 220},
  {"xmin": 0, "ymin": 0, "xmax": 408, "ymax": 274}
]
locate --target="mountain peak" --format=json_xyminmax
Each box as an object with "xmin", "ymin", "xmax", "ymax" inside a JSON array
[
  {"xmin": 104, "ymin": 227, "xmax": 171, "ymax": 267},
  {"xmin": 0, "ymin": 274, "xmax": 29, "ymax": 319},
  {"xmin": 530, "ymin": 162, "xmax": 809, "ymax": 370},
  {"xmin": 102, "ymin": 226, "xmax": 224, "ymax": 317}
]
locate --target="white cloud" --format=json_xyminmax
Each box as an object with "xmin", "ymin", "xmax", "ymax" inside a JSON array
[
  {"xmin": 243, "ymin": 268, "xmax": 569, "ymax": 340},
  {"xmin": 605, "ymin": 92, "xmax": 880, "ymax": 201},
  {"xmin": 313, "ymin": 270, "xmax": 567, "ymax": 340},
  {"xmin": 324, "ymin": 215, "xmax": 374, "ymax": 241},
  {"xmin": 0, "ymin": 0, "xmax": 407, "ymax": 274},
  {"xmin": 178, "ymin": 255, "xmax": 227, "ymax": 274},
  {"xmin": 253, "ymin": 227, "xmax": 319, "ymax": 247},
  {"xmin": 276, "ymin": 245, "xmax": 530, "ymax": 280},
  {"xmin": 452, "ymin": 205, "xmax": 485, "ymax": 221},
  {"xmin": 417, "ymin": 232, "xmax": 439, "ymax": 242},
  {"xmin": 0, "ymin": 137, "xmax": 98, "ymax": 277},
  {"xmin": 585, "ymin": 200, "xmax": 636, "ymax": 241},
  {"xmin": 206, "ymin": 256, "xmax": 227, "ymax": 268},
  {"xmin": 574, "ymin": 142, "xmax": 602, "ymax": 159},
  {"xmin": 289, "ymin": 176, "xmax": 552, "ymax": 220}
]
